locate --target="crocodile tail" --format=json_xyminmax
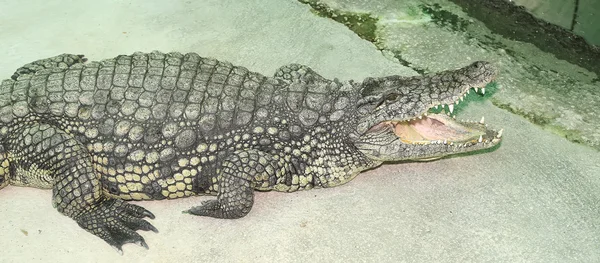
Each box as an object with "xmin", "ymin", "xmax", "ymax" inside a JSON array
[{"xmin": 11, "ymin": 54, "xmax": 87, "ymax": 81}]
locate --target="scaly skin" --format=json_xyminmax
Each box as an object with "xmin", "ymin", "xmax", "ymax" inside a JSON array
[{"xmin": 0, "ymin": 51, "xmax": 502, "ymax": 253}]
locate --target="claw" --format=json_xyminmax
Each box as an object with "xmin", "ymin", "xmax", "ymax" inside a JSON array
[
  {"xmin": 74, "ymin": 199, "xmax": 158, "ymax": 254},
  {"xmin": 142, "ymin": 209, "xmax": 155, "ymax": 219},
  {"xmin": 145, "ymin": 222, "xmax": 159, "ymax": 233},
  {"xmin": 137, "ymin": 240, "xmax": 150, "ymax": 250},
  {"xmin": 112, "ymin": 246, "xmax": 124, "ymax": 256}
]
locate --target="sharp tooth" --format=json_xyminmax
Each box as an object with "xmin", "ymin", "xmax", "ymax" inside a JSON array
[
  {"xmin": 443, "ymin": 139, "xmax": 447, "ymax": 144},
  {"xmin": 435, "ymin": 105, "xmax": 439, "ymax": 109},
  {"xmin": 497, "ymin": 129, "xmax": 504, "ymax": 138},
  {"xmin": 418, "ymin": 115, "xmax": 422, "ymax": 119},
  {"xmin": 460, "ymin": 96, "xmax": 464, "ymax": 101},
  {"xmin": 475, "ymin": 87, "xmax": 479, "ymax": 93},
  {"xmin": 479, "ymin": 116, "xmax": 485, "ymax": 124},
  {"xmin": 481, "ymin": 88, "xmax": 485, "ymax": 95},
  {"xmin": 466, "ymin": 89, "xmax": 470, "ymax": 94},
  {"xmin": 452, "ymin": 115, "xmax": 456, "ymax": 120},
  {"xmin": 478, "ymin": 135, "xmax": 483, "ymax": 143},
  {"xmin": 448, "ymin": 104, "xmax": 454, "ymax": 113}
]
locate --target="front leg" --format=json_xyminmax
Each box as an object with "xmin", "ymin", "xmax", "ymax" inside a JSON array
[
  {"xmin": 185, "ymin": 150, "xmax": 277, "ymax": 219},
  {"xmin": 6, "ymin": 123, "xmax": 157, "ymax": 253}
]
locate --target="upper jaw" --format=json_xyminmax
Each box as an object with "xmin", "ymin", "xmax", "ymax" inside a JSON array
[
  {"xmin": 396, "ymin": 84, "xmax": 491, "ymax": 124},
  {"xmin": 357, "ymin": 61, "xmax": 499, "ymax": 135},
  {"xmin": 416, "ymin": 62, "xmax": 499, "ymax": 121}
]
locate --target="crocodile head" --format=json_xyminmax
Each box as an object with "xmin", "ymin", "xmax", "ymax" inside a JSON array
[{"xmin": 353, "ymin": 61, "xmax": 502, "ymax": 162}]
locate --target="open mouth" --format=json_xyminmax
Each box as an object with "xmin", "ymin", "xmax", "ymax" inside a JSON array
[
  {"xmin": 373, "ymin": 85, "xmax": 503, "ymax": 148},
  {"xmin": 390, "ymin": 113, "xmax": 502, "ymax": 146}
]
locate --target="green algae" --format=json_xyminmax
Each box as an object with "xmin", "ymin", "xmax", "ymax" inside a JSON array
[
  {"xmin": 493, "ymin": 101, "xmax": 551, "ymax": 126},
  {"xmin": 420, "ymin": 3, "xmax": 469, "ymax": 32},
  {"xmin": 298, "ymin": 0, "xmax": 379, "ymax": 43},
  {"xmin": 493, "ymin": 100, "xmax": 597, "ymax": 149}
]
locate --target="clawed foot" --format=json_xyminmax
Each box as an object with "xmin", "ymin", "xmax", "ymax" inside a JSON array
[
  {"xmin": 183, "ymin": 200, "xmax": 225, "ymax": 218},
  {"xmin": 74, "ymin": 198, "xmax": 158, "ymax": 254},
  {"xmin": 183, "ymin": 199, "xmax": 250, "ymax": 219}
]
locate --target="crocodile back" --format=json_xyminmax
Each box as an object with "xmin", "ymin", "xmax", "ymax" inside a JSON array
[
  {"xmin": 0, "ymin": 51, "xmax": 364, "ymax": 199},
  {"xmin": 2, "ymin": 51, "xmax": 283, "ymax": 135}
]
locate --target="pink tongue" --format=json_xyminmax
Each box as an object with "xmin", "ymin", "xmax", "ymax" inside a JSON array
[
  {"xmin": 394, "ymin": 117, "xmax": 473, "ymax": 141},
  {"xmin": 410, "ymin": 118, "xmax": 456, "ymax": 140}
]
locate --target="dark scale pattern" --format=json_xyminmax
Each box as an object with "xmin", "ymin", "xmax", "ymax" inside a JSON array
[{"xmin": 0, "ymin": 51, "xmax": 500, "ymax": 253}]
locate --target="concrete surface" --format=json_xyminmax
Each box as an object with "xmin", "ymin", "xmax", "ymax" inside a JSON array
[{"xmin": 1, "ymin": 0, "xmax": 599, "ymax": 262}]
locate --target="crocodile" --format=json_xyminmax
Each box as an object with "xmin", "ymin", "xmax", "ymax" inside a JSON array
[{"xmin": 0, "ymin": 51, "xmax": 501, "ymax": 253}]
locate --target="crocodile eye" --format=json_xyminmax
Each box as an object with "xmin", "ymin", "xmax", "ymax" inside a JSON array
[{"xmin": 385, "ymin": 93, "xmax": 398, "ymax": 101}]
